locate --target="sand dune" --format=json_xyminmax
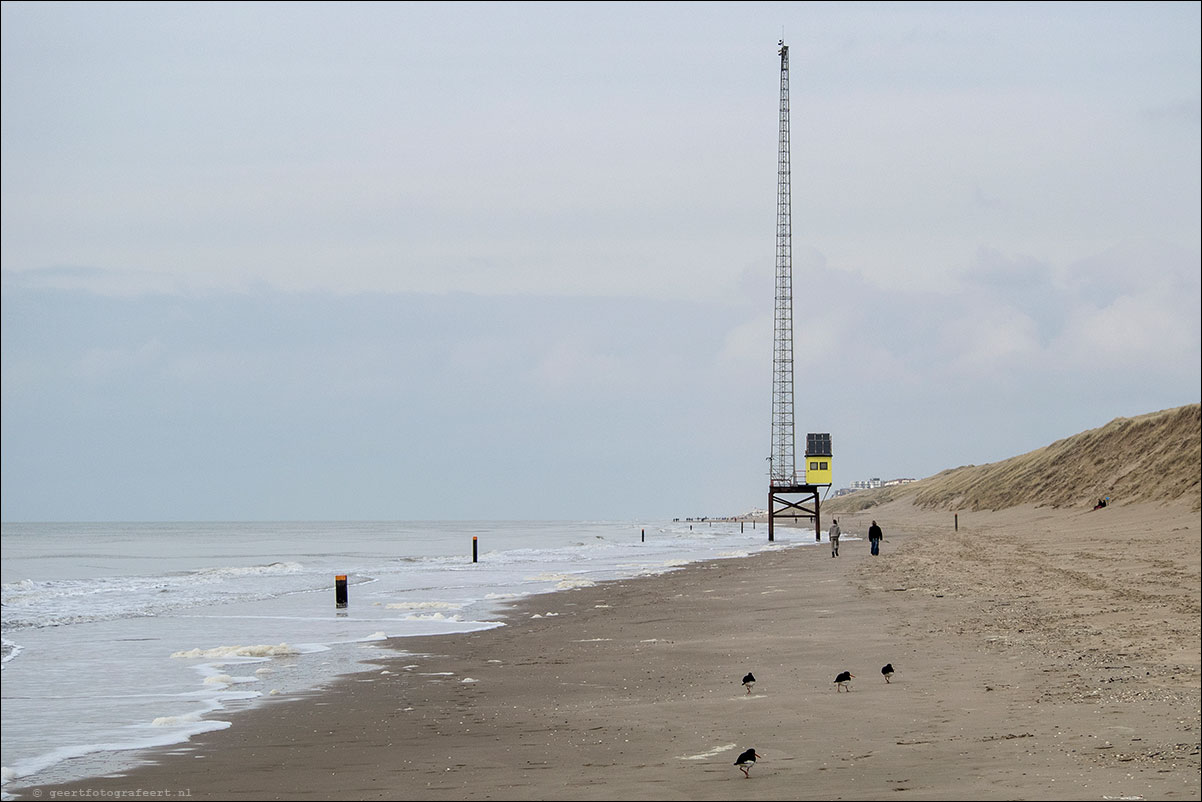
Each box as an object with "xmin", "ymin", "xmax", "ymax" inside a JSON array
[{"xmin": 831, "ymin": 403, "xmax": 1200, "ymax": 513}]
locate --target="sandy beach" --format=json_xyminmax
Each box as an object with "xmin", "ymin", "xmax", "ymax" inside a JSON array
[{"xmin": 12, "ymin": 496, "xmax": 1199, "ymax": 801}]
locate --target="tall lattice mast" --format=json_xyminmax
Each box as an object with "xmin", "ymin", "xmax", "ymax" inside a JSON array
[{"xmin": 769, "ymin": 39, "xmax": 795, "ymax": 488}]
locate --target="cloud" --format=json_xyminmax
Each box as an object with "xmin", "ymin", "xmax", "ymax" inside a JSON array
[{"xmin": 75, "ymin": 338, "xmax": 168, "ymax": 380}]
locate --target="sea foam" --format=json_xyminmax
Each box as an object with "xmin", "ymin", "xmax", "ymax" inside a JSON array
[
  {"xmin": 384, "ymin": 601, "xmax": 464, "ymax": 610},
  {"xmin": 170, "ymin": 643, "xmax": 298, "ymax": 659}
]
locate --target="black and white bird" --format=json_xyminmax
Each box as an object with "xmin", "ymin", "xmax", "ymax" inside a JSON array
[
  {"xmin": 742, "ymin": 672, "xmax": 756, "ymax": 694},
  {"xmin": 881, "ymin": 663, "xmax": 895, "ymax": 683},
  {"xmin": 834, "ymin": 670, "xmax": 855, "ymax": 691},
  {"xmin": 734, "ymin": 748, "xmax": 762, "ymax": 778}
]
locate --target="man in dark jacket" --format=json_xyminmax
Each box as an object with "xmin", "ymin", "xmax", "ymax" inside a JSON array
[{"xmin": 868, "ymin": 521, "xmax": 883, "ymax": 556}]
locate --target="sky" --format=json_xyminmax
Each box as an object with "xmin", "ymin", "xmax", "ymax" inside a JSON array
[{"xmin": 2, "ymin": 1, "xmax": 1199, "ymax": 522}]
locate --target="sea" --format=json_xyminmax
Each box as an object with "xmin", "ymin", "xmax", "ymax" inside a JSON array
[{"xmin": 0, "ymin": 519, "xmax": 823, "ymax": 797}]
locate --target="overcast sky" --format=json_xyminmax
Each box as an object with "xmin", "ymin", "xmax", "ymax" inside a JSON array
[{"xmin": 2, "ymin": 1, "xmax": 1199, "ymax": 522}]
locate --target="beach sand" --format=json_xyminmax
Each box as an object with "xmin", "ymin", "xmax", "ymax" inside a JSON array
[{"xmin": 11, "ymin": 499, "xmax": 1200, "ymax": 801}]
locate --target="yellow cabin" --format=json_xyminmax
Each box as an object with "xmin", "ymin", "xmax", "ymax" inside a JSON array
[{"xmin": 804, "ymin": 432, "xmax": 833, "ymax": 485}]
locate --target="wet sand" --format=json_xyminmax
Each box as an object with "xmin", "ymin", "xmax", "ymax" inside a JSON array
[{"xmin": 11, "ymin": 499, "xmax": 1200, "ymax": 801}]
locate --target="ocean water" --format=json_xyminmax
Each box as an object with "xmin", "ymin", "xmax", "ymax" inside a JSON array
[{"xmin": 1, "ymin": 519, "xmax": 819, "ymax": 795}]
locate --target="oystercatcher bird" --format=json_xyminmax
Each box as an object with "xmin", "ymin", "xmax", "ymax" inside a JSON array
[
  {"xmin": 734, "ymin": 747, "xmax": 761, "ymax": 778},
  {"xmin": 834, "ymin": 670, "xmax": 854, "ymax": 691},
  {"xmin": 881, "ymin": 663, "xmax": 894, "ymax": 683},
  {"xmin": 742, "ymin": 672, "xmax": 756, "ymax": 694}
]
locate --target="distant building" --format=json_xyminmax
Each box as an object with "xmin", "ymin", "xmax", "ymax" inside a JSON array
[{"xmin": 834, "ymin": 477, "xmax": 915, "ymax": 496}]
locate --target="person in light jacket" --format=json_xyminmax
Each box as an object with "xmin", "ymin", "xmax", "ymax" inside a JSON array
[{"xmin": 829, "ymin": 519, "xmax": 841, "ymax": 558}]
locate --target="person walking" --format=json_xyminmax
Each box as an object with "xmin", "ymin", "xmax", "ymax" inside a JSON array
[
  {"xmin": 829, "ymin": 519, "xmax": 841, "ymax": 558},
  {"xmin": 868, "ymin": 520, "xmax": 883, "ymax": 556}
]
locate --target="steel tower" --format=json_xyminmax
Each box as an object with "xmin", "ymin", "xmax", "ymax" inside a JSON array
[
  {"xmin": 766, "ymin": 40, "xmax": 827, "ymax": 543},
  {"xmin": 770, "ymin": 39, "xmax": 795, "ymax": 488}
]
